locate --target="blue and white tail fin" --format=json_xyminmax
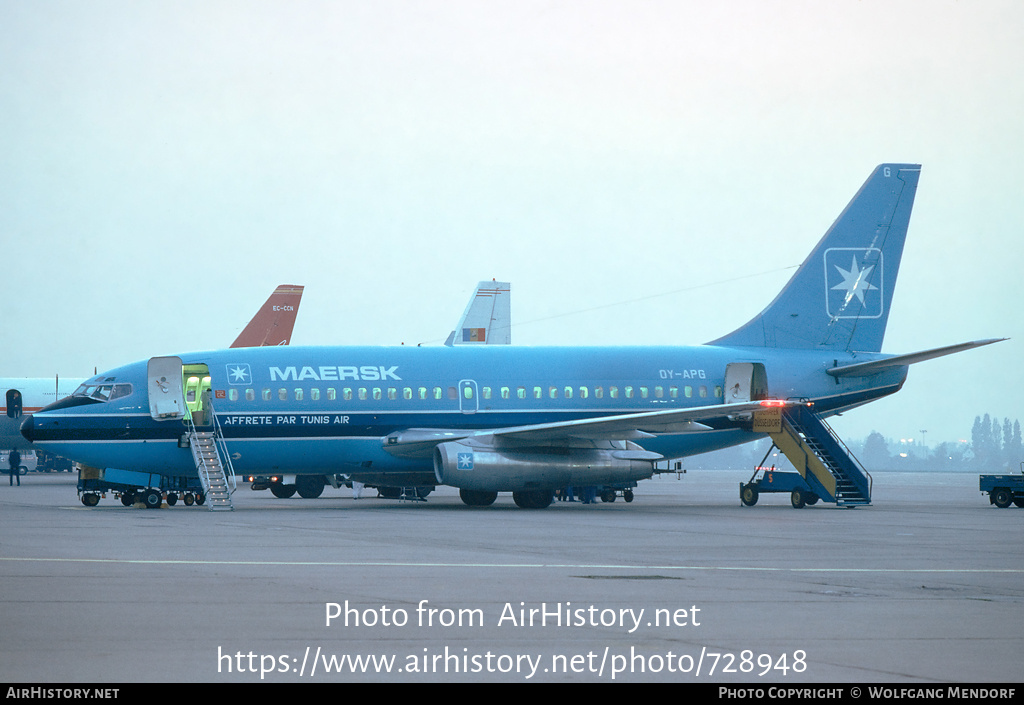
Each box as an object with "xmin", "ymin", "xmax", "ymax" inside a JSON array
[
  {"xmin": 444, "ymin": 281, "xmax": 512, "ymax": 346},
  {"xmin": 710, "ymin": 164, "xmax": 921, "ymax": 353}
]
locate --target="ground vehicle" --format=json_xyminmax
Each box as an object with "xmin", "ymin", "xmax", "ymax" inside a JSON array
[
  {"xmin": 1, "ymin": 449, "xmax": 37, "ymax": 474},
  {"xmin": 979, "ymin": 463, "xmax": 1024, "ymax": 508},
  {"xmin": 77, "ymin": 466, "xmax": 207, "ymax": 508},
  {"xmin": 740, "ymin": 466, "xmax": 820, "ymax": 509}
]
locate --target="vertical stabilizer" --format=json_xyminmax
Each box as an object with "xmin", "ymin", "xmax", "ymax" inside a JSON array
[
  {"xmin": 447, "ymin": 281, "xmax": 511, "ymax": 346},
  {"xmin": 710, "ymin": 164, "xmax": 920, "ymax": 353},
  {"xmin": 230, "ymin": 285, "xmax": 304, "ymax": 348}
]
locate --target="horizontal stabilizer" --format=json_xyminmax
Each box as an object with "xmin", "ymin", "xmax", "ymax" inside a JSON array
[{"xmin": 826, "ymin": 338, "xmax": 1006, "ymax": 377}]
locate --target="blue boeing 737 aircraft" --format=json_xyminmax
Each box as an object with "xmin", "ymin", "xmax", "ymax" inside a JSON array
[{"xmin": 22, "ymin": 165, "xmax": 1003, "ymax": 509}]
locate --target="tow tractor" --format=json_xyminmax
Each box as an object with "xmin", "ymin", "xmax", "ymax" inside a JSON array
[
  {"xmin": 979, "ymin": 463, "xmax": 1024, "ymax": 508},
  {"xmin": 740, "ymin": 465, "xmax": 819, "ymax": 508}
]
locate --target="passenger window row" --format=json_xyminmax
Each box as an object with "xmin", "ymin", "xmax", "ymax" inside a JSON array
[{"xmin": 225, "ymin": 384, "xmax": 724, "ymax": 403}]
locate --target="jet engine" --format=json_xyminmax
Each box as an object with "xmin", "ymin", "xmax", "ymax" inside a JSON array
[{"xmin": 433, "ymin": 440, "xmax": 658, "ymax": 492}]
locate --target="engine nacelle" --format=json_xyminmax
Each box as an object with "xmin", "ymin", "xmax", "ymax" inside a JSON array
[{"xmin": 433, "ymin": 440, "xmax": 656, "ymax": 492}]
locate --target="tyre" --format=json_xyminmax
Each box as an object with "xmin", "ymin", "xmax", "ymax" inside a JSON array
[
  {"xmin": 991, "ymin": 488, "xmax": 1013, "ymax": 509},
  {"xmin": 513, "ymin": 489, "xmax": 553, "ymax": 509},
  {"xmin": 81, "ymin": 493, "xmax": 100, "ymax": 507},
  {"xmin": 296, "ymin": 475, "xmax": 325, "ymax": 499},
  {"xmin": 740, "ymin": 484, "xmax": 759, "ymax": 507},
  {"xmin": 460, "ymin": 489, "xmax": 497, "ymax": 507},
  {"xmin": 143, "ymin": 489, "xmax": 162, "ymax": 509},
  {"xmin": 791, "ymin": 489, "xmax": 806, "ymax": 509},
  {"xmin": 270, "ymin": 483, "xmax": 296, "ymax": 499}
]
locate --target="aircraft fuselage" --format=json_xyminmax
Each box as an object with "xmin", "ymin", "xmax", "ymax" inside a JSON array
[{"xmin": 23, "ymin": 344, "xmax": 906, "ymax": 480}]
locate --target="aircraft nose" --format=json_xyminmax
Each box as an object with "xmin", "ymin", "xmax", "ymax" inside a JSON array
[{"xmin": 20, "ymin": 415, "xmax": 35, "ymax": 443}]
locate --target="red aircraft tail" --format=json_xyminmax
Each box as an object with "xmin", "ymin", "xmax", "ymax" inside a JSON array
[{"xmin": 230, "ymin": 285, "xmax": 304, "ymax": 348}]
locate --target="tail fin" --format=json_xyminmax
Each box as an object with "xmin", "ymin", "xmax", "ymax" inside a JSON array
[
  {"xmin": 710, "ymin": 164, "xmax": 921, "ymax": 353},
  {"xmin": 230, "ymin": 284, "xmax": 304, "ymax": 348},
  {"xmin": 446, "ymin": 281, "xmax": 511, "ymax": 346}
]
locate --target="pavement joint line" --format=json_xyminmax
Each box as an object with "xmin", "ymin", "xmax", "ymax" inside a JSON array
[{"xmin": 1, "ymin": 557, "xmax": 1021, "ymax": 573}]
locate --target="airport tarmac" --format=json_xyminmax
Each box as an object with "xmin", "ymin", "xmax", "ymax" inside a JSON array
[{"xmin": 0, "ymin": 470, "xmax": 1020, "ymax": 684}]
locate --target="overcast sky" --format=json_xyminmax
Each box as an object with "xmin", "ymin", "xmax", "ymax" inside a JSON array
[{"xmin": 2, "ymin": 0, "xmax": 1021, "ymax": 447}]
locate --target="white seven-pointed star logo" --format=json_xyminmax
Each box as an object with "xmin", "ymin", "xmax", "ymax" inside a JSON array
[
  {"xmin": 457, "ymin": 452, "xmax": 474, "ymax": 470},
  {"xmin": 225, "ymin": 364, "xmax": 251, "ymax": 385},
  {"xmin": 830, "ymin": 256, "xmax": 878, "ymax": 305}
]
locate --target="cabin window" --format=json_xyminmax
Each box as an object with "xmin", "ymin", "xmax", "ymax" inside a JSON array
[
  {"xmin": 245, "ymin": 389, "xmax": 255, "ymax": 402},
  {"xmin": 329, "ymin": 388, "xmax": 338, "ymax": 401},
  {"xmin": 372, "ymin": 388, "xmax": 382, "ymax": 401},
  {"xmin": 387, "ymin": 388, "xmax": 396, "ymax": 401},
  {"xmin": 579, "ymin": 387, "xmax": 588, "ymax": 399},
  {"xmin": 501, "ymin": 386, "xmax": 510, "ymax": 400},
  {"xmin": 533, "ymin": 386, "xmax": 542, "ymax": 399},
  {"xmin": 563, "ymin": 386, "xmax": 573, "ymax": 399},
  {"xmin": 609, "ymin": 386, "xmax": 619, "ymax": 399},
  {"xmin": 418, "ymin": 387, "xmax": 428, "ymax": 400},
  {"xmin": 358, "ymin": 388, "xmax": 368, "ymax": 401},
  {"xmin": 654, "ymin": 386, "xmax": 663, "ymax": 399},
  {"xmin": 594, "ymin": 386, "xmax": 604, "ymax": 399},
  {"xmin": 229, "ymin": 389, "xmax": 239, "ymax": 402},
  {"xmin": 278, "ymin": 388, "xmax": 288, "ymax": 401},
  {"xmin": 482, "ymin": 387, "xmax": 491, "ymax": 400},
  {"xmin": 625, "ymin": 386, "xmax": 634, "ymax": 399},
  {"xmin": 714, "ymin": 385, "xmax": 723, "ymax": 398},
  {"xmin": 448, "ymin": 386, "xmax": 457, "ymax": 400},
  {"xmin": 262, "ymin": 389, "xmax": 271, "ymax": 402},
  {"xmin": 294, "ymin": 388, "xmax": 304, "ymax": 401},
  {"xmin": 548, "ymin": 386, "xmax": 558, "ymax": 399},
  {"xmin": 311, "ymin": 388, "xmax": 320, "ymax": 401},
  {"xmin": 684, "ymin": 386, "xmax": 693, "ymax": 398},
  {"xmin": 403, "ymin": 387, "xmax": 413, "ymax": 400},
  {"xmin": 433, "ymin": 387, "xmax": 443, "ymax": 400},
  {"xmin": 640, "ymin": 386, "xmax": 648, "ymax": 399},
  {"xmin": 669, "ymin": 386, "xmax": 678, "ymax": 398},
  {"xmin": 699, "ymin": 386, "xmax": 708, "ymax": 398}
]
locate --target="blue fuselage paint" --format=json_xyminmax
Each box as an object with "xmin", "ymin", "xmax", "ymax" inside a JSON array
[{"xmin": 25, "ymin": 344, "xmax": 906, "ymax": 478}]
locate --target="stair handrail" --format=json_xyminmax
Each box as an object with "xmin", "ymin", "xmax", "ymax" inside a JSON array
[
  {"xmin": 185, "ymin": 414, "xmax": 217, "ymax": 496},
  {"xmin": 812, "ymin": 410, "xmax": 873, "ymax": 499},
  {"xmin": 209, "ymin": 403, "xmax": 237, "ymax": 493}
]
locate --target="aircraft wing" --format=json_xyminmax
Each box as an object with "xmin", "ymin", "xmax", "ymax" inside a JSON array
[{"xmin": 383, "ymin": 400, "xmax": 798, "ymax": 457}]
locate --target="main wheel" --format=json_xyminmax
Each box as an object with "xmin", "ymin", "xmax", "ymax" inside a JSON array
[
  {"xmin": 460, "ymin": 489, "xmax": 498, "ymax": 507},
  {"xmin": 513, "ymin": 489, "xmax": 554, "ymax": 509},
  {"xmin": 270, "ymin": 483, "xmax": 296, "ymax": 499},
  {"xmin": 991, "ymin": 488, "xmax": 1013, "ymax": 508},
  {"xmin": 296, "ymin": 475, "xmax": 325, "ymax": 499},
  {"xmin": 143, "ymin": 489, "xmax": 162, "ymax": 509},
  {"xmin": 740, "ymin": 484, "xmax": 759, "ymax": 507}
]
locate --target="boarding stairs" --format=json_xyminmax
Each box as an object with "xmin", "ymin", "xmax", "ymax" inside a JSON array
[
  {"xmin": 187, "ymin": 414, "xmax": 236, "ymax": 511},
  {"xmin": 768, "ymin": 405, "xmax": 871, "ymax": 507}
]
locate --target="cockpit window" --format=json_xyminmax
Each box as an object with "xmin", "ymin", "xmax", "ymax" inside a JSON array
[{"xmin": 72, "ymin": 383, "xmax": 132, "ymax": 402}]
